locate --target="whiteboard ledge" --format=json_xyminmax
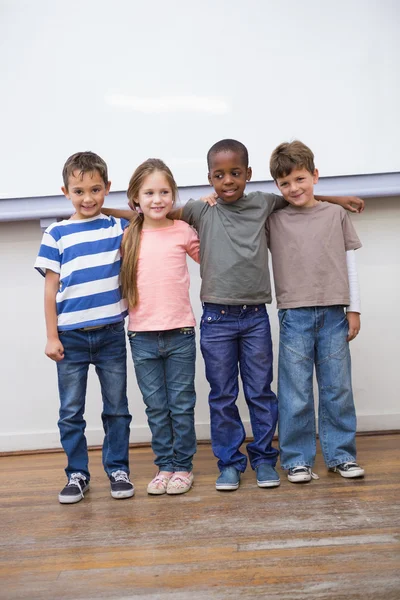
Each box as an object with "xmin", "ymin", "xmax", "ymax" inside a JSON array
[{"xmin": 0, "ymin": 172, "xmax": 399, "ymax": 224}]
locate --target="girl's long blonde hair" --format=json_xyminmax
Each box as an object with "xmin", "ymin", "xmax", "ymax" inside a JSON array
[{"xmin": 121, "ymin": 159, "xmax": 178, "ymax": 308}]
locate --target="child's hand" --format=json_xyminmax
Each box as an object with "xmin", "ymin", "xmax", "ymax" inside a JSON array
[
  {"xmin": 339, "ymin": 196, "xmax": 365, "ymax": 213},
  {"xmin": 346, "ymin": 312, "xmax": 360, "ymax": 341},
  {"xmin": 201, "ymin": 192, "xmax": 218, "ymax": 206},
  {"xmin": 45, "ymin": 338, "xmax": 65, "ymax": 361}
]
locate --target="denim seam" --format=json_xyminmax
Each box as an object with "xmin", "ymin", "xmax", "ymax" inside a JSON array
[
  {"xmin": 280, "ymin": 342, "xmax": 313, "ymax": 362},
  {"xmin": 316, "ymin": 344, "xmax": 348, "ymax": 365}
]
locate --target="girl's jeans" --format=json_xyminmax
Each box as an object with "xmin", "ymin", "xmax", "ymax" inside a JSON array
[
  {"xmin": 200, "ymin": 303, "xmax": 278, "ymax": 473},
  {"xmin": 129, "ymin": 328, "xmax": 197, "ymax": 472},
  {"xmin": 278, "ymin": 306, "xmax": 357, "ymax": 470},
  {"xmin": 57, "ymin": 321, "xmax": 131, "ymax": 480}
]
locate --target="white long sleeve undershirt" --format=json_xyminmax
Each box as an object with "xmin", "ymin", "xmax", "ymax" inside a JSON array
[{"xmin": 346, "ymin": 250, "xmax": 361, "ymax": 313}]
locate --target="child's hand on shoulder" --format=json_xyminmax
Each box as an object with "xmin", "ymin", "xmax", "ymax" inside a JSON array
[
  {"xmin": 339, "ymin": 196, "xmax": 365, "ymax": 213},
  {"xmin": 346, "ymin": 312, "xmax": 360, "ymax": 341},
  {"xmin": 45, "ymin": 338, "xmax": 65, "ymax": 361},
  {"xmin": 201, "ymin": 192, "xmax": 218, "ymax": 206}
]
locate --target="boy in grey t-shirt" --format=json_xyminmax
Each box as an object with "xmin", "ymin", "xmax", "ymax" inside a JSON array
[
  {"xmin": 267, "ymin": 140, "xmax": 365, "ymax": 483},
  {"xmin": 182, "ymin": 139, "xmax": 364, "ymax": 491}
]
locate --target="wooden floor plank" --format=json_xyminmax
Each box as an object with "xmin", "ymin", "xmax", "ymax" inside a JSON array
[{"xmin": 0, "ymin": 434, "xmax": 399, "ymax": 599}]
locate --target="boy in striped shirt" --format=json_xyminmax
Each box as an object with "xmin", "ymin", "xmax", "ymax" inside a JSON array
[{"xmin": 35, "ymin": 151, "xmax": 133, "ymax": 504}]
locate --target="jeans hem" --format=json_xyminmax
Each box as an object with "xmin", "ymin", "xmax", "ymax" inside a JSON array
[
  {"xmin": 326, "ymin": 456, "xmax": 356, "ymax": 468},
  {"xmin": 252, "ymin": 459, "xmax": 278, "ymax": 470},
  {"xmin": 281, "ymin": 461, "xmax": 313, "ymax": 470}
]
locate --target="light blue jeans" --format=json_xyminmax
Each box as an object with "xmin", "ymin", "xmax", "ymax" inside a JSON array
[
  {"xmin": 128, "ymin": 328, "xmax": 197, "ymax": 472},
  {"xmin": 57, "ymin": 321, "xmax": 131, "ymax": 480},
  {"xmin": 278, "ymin": 306, "xmax": 357, "ymax": 470}
]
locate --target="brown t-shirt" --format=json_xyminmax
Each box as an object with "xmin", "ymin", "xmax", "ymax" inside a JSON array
[{"xmin": 266, "ymin": 202, "xmax": 362, "ymax": 309}]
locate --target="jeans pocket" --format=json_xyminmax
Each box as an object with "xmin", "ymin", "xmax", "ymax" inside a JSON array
[
  {"xmin": 201, "ymin": 311, "xmax": 225, "ymax": 326},
  {"xmin": 109, "ymin": 320, "xmax": 125, "ymax": 335},
  {"xmin": 58, "ymin": 330, "xmax": 71, "ymax": 337},
  {"xmin": 278, "ymin": 309, "xmax": 288, "ymax": 327}
]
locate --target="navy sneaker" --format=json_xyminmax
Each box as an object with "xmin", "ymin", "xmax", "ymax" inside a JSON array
[
  {"xmin": 215, "ymin": 466, "xmax": 241, "ymax": 491},
  {"xmin": 59, "ymin": 473, "xmax": 89, "ymax": 504},
  {"xmin": 330, "ymin": 462, "xmax": 365, "ymax": 478},
  {"xmin": 110, "ymin": 470, "xmax": 135, "ymax": 499},
  {"xmin": 256, "ymin": 463, "xmax": 280, "ymax": 488}
]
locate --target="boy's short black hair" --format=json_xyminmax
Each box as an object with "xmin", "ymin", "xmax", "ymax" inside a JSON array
[
  {"xmin": 62, "ymin": 151, "xmax": 109, "ymax": 189},
  {"xmin": 207, "ymin": 139, "xmax": 249, "ymax": 170}
]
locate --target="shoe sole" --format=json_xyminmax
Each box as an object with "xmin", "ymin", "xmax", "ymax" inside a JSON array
[
  {"xmin": 167, "ymin": 485, "xmax": 193, "ymax": 495},
  {"xmin": 287, "ymin": 475, "xmax": 312, "ymax": 483},
  {"xmin": 111, "ymin": 488, "xmax": 135, "ymax": 499},
  {"xmin": 147, "ymin": 487, "xmax": 167, "ymax": 495},
  {"xmin": 59, "ymin": 484, "xmax": 90, "ymax": 504},
  {"xmin": 257, "ymin": 480, "xmax": 281, "ymax": 488},
  {"xmin": 331, "ymin": 468, "xmax": 365, "ymax": 478},
  {"xmin": 215, "ymin": 483, "xmax": 240, "ymax": 491}
]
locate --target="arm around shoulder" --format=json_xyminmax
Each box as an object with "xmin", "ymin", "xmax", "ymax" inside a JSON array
[{"xmin": 316, "ymin": 195, "xmax": 365, "ymax": 213}]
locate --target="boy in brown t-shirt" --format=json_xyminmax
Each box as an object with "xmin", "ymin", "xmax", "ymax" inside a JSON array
[{"xmin": 266, "ymin": 140, "xmax": 365, "ymax": 483}]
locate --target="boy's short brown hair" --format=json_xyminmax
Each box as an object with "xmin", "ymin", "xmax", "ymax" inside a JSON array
[
  {"xmin": 270, "ymin": 141, "xmax": 315, "ymax": 180},
  {"xmin": 62, "ymin": 151, "xmax": 109, "ymax": 189}
]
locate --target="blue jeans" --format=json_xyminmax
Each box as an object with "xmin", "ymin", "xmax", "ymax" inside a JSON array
[
  {"xmin": 56, "ymin": 321, "xmax": 131, "ymax": 480},
  {"xmin": 200, "ymin": 303, "xmax": 278, "ymax": 472},
  {"xmin": 128, "ymin": 328, "xmax": 196, "ymax": 472},
  {"xmin": 278, "ymin": 306, "xmax": 357, "ymax": 469}
]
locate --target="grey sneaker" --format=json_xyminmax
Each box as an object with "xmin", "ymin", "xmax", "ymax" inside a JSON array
[
  {"xmin": 110, "ymin": 470, "xmax": 134, "ymax": 499},
  {"xmin": 256, "ymin": 463, "xmax": 280, "ymax": 488},
  {"xmin": 59, "ymin": 473, "xmax": 89, "ymax": 504},
  {"xmin": 330, "ymin": 462, "xmax": 365, "ymax": 478},
  {"xmin": 215, "ymin": 466, "xmax": 241, "ymax": 491}
]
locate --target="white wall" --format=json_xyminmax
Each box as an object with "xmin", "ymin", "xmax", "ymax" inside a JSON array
[{"xmin": 1, "ymin": 196, "xmax": 399, "ymax": 452}]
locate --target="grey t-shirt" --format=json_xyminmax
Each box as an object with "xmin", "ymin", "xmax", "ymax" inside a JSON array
[
  {"xmin": 266, "ymin": 202, "xmax": 362, "ymax": 309},
  {"xmin": 182, "ymin": 191, "xmax": 286, "ymax": 304}
]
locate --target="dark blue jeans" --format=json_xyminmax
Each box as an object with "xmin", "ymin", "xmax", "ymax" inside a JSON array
[
  {"xmin": 57, "ymin": 321, "xmax": 131, "ymax": 480},
  {"xmin": 128, "ymin": 328, "xmax": 197, "ymax": 472},
  {"xmin": 200, "ymin": 303, "xmax": 278, "ymax": 472},
  {"xmin": 278, "ymin": 306, "xmax": 357, "ymax": 469}
]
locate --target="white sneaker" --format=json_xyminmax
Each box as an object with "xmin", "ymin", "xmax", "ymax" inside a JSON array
[
  {"xmin": 287, "ymin": 466, "xmax": 319, "ymax": 483},
  {"xmin": 330, "ymin": 462, "xmax": 365, "ymax": 478}
]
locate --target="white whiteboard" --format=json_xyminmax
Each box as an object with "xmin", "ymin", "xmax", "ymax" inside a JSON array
[{"xmin": 0, "ymin": 0, "xmax": 399, "ymax": 199}]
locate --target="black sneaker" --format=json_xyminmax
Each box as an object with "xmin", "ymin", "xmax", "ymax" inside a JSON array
[
  {"xmin": 59, "ymin": 473, "xmax": 89, "ymax": 504},
  {"xmin": 110, "ymin": 470, "xmax": 134, "ymax": 499},
  {"xmin": 330, "ymin": 462, "xmax": 365, "ymax": 478},
  {"xmin": 287, "ymin": 466, "xmax": 319, "ymax": 483}
]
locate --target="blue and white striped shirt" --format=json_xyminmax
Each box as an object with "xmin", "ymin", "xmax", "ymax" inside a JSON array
[{"xmin": 35, "ymin": 215, "xmax": 129, "ymax": 331}]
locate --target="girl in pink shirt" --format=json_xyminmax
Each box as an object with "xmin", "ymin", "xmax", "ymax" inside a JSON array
[{"xmin": 121, "ymin": 159, "xmax": 200, "ymax": 495}]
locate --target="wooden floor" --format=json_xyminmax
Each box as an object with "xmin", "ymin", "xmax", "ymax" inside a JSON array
[{"xmin": 0, "ymin": 435, "xmax": 399, "ymax": 600}]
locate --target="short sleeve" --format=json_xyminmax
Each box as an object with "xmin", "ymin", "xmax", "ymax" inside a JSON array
[
  {"xmin": 181, "ymin": 199, "xmax": 208, "ymax": 229},
  {"xmin": 34, "ymin": 230, "xmax": 61, "ymax": 277},
  {"xmin": 184, "ymin": 224, "xmax": 200, "ymax": 264},
  {"xmin": 260, "ymin": 192, "xmax": 288, "ymax": 216},
  {"xmin": 342, "ymin": 212, "xmax": 362, "ymax": 251}
]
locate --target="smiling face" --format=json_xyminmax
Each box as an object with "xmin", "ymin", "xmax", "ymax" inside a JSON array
[
  {"xmin": 62, "ymin": 169, "xmax": 110, "ymax": 220},
  {"xmin": 135, "ymin": 170, "xmax": 174, "ymax": 228},
  {"xmin": 208, "ymin": 150, "xmax": 252, "ymax": 203},
  {"xmin": 275, "ymin": 167, "xmax": 319, "ymax": 208}
]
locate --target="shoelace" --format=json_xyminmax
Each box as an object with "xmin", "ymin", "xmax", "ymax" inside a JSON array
[
  {"xmin": 111, "ymin": 470, "xmax": 130, "ymax": 483},
  {"xmin": 291, "ymin": 466, "xmax": 319, "ymax": 480},
  {"xmin": 67, "ymin": 473, "xmax": 87, "ymax": 498},
  {"xmin": 340, "ymin": 462, "xmax": 359, "ymax": 471}
]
